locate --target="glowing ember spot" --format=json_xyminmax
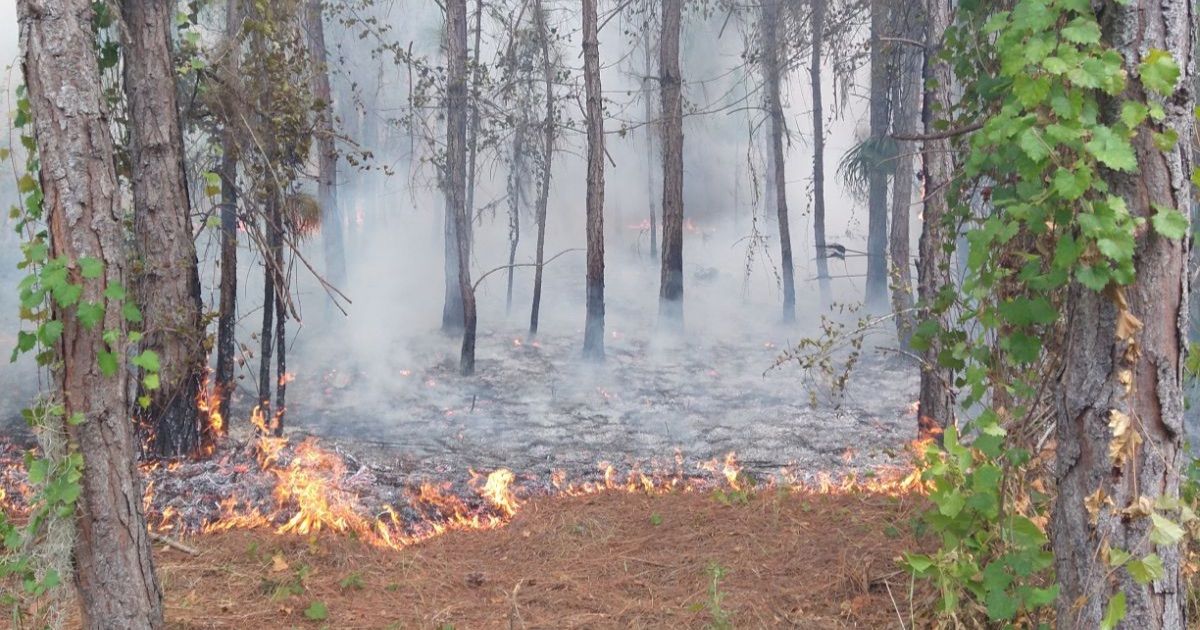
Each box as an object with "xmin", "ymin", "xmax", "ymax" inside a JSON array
[
  {"xmin": 513, "ymin": 338, "xmax": 523, "ymax": 347},
  {"xmin": 842, "ymin": 448, "xmax": 857, "ymax": 465},
  {"xmin": 278, "ymin": 372, "xmax": 296, "ymax": 387},
  {"xmin": 399, "ymin": 370, "xmax": 412, "ymax": 377}
]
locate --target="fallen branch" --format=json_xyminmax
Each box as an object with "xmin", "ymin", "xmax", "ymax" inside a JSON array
[{"xmin": 150, "ymin": 532, "xmax": 199, "ymax": 556}]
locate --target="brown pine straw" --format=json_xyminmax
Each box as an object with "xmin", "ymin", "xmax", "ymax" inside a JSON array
[{"xmin": 148, "ymin": 488, "xmax": 933, "ymax": 629}]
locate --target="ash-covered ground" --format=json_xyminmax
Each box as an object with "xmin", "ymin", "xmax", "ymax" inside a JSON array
[{"xmin": 280, "ymin": 248, "xmax": 920, "ymax": 480}]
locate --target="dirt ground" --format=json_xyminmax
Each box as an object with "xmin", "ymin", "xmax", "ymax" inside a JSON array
[{"xmin": 154, "ymin": 486, "xmax": 931, "ymax": 629}]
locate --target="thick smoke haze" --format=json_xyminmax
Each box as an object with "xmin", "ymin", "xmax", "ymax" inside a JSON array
[{"xmin": 0, "ymin": 1, "xmax": 916, "ymax": 473}]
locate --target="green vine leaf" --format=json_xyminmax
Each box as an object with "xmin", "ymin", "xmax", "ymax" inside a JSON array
[
  {"xmin": 1084, "ymin": 126, "xmax": 1137, "ymax": 172},
  {"xmin": 1127, "ymin": 553, "xmax": 1164, "ymax": 584},
  {"xmin": 1139, "ymin": 49, "xmax": 1180, "ymax": 96},
  {"xmin": 1150, "ymin": 204, "xmax": 1189, "ymax": 240},
  {"xmin": 1100, "ymin": 592, "xmax": 1126, "ymax": 630},
  {"xmin": 78, "ymin": 257, "xmax": 103, "ymax": 279}
]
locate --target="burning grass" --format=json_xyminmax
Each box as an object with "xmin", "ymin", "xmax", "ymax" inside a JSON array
[
  {"xmin": 2, "ymin": 407, "xmax": 934, "ymax": 627},
  {"xmin": 156, "ymin": 487, "xmax": 932, "ymax": 628}
]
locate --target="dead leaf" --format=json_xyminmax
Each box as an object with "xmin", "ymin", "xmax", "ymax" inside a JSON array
[
  {"xmin": 272, "ymin": 553, "xmax": 289, "ymax": 573},
  {"xmin": 1085, "ymin": 487, "xmax": 1112, "ymax": 525},
  {"xmin": 1122, "ymin": 495, "xmax": 1154, "ymax": 519},
  {"xmin": 1117, "ymin": 369, "xmax": 1133, "ymax": 394},
  {"xmin": 1108, "ymin": 409, "xmax": 1142, "ymax": 469},
  {"xmin": 1116, "ymin": 310, "xmax": 1143, "ymax": 342}
]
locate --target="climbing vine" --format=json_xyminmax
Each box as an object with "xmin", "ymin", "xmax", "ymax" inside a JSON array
[{"xmin": 904, "ymin": 0, "xmax": 1190, "ymax": 625}]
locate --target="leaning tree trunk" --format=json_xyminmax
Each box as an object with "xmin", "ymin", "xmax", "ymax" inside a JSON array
[
  {"xmin": 529, "ymin": 0, "xmax": 555, "ymax": 337},
  {"xmin": 916, "ymin": 0, "xmax": 955, "ymax": 440},
  {"xmin": 305, "ymin": 0, "xmax": 346, "ymax": 297},
  {"xmin": 19, "ymin": 0, "xmax": 164, "ymax": 625},
  {"xmin": 447, "ymin": 0, "xmax": 477, "ymax": 375},
  {"xmin": 658, "ymin": 0, "xmax": 685, "ymax": 326},
  {"xmin": 581, "ymin": 0, "xmax": 606, "ymax": 361},
  {"xmin": 215, "ymin": 0, "xmax": 242, "ymax": 431},
  {"xmin": 122, "ymin": 0, "xmax": 207, "ymax": 458},
  {"xmin": 762, "ymin": 0, "xmax": 795, "ymax": 323},
  {"xmin": 810, "ymin": 0, "xmax": 831, "ymax": 308},
  {"xmin": 865, "ymin": 0, "xmax": 890, "ymax": 312},
  {"xmin": 888, "ymin": 14, "xmax": 921, "ymax": 347},
  {"xmin": 1053, "ymin": 2, "xmax": 1194, "ymax": 628}
]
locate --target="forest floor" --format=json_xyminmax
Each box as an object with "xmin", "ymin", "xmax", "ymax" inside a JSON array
[{"xmin": 154, "ymin": 487, "xmax": 932, "ymax": 629}]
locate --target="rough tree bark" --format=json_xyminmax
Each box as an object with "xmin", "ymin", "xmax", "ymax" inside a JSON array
[
  {"xmin": 888, "ymin": 9, "xmax": 921, "ymax": 346},
  {"xmin": 447, "ymin": 0, "xmax": 477, "ymax": 374},
  {"xmin": 581, "ymin": 0, "xmax": 605, "ymax": 360},
  {"xmin": 1053, "ymin": 2, "xmax": 1195, "ymax": 628},
  {"xmin": 529, "ymin": 0, "xmax": 554, "ymax": 337},
  {"xmin": 216, "ymin": 0, "xmax": 242, "ymax": 429},
  {"xmin": 305, "ymin": 0, "xmax": 347, "ymax": 296},
  {"xmin": 865, "ymin": 0, "xmax": 890, "ymax": 312},
  {"xmin": 761, "ymin": 0, "xmax": 795, "ymax": 323},
  {"xmin": 122, "ymin": 0, "xmax": 207, "ymax": 457},
  {"xmin": 810, "ymin": 0, "xmax": 831, "ymax": 308},
  {"xmin": 916, "ymin": 0, "xmax": 955, "ymax": 440},
  {"xmin": 18, "ymin": 0, "xmax": 164, "ymax": 625},
  {"xmin": 658, "ymin": 0, "xmax": 685, "ymax": 326}
]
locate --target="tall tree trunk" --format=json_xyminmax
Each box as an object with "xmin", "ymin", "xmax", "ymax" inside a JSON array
[
  {"xmin": 529, "ymin": 0, "xmax": 555, "ymax": 337},
  {"xmin": 122, "ymin": 0, "xmax": 207, "ymax": 458},
  {"xmin": 440, "ymin": 6, "xmax": 464, "ymax": 337},
  {"xmin": 810, "ymin": 0, "xmax": 831, "ymax": 308},
  {"xmin": 865, "ymin": 0, "xmax": 890, "ymax": 312},
  {"xmin": 658, "ymin": 0, "xmax": 685, "ymax": 326},
  {"xmin": 581, "ymin": 0, "xmax": 605, "ymax": 360},
  {"xmin": 18, "ymin": 0, "xmax": 164, "ymax": 625},
  {"xmin": 216, "ymin": 0, "xmax": 241, "ymax": 431},
  {"xmin": 447, "ymin": 0, "xmax": 477, "ymax": 375},
  {"xmin": 464, "ymin": 0, "xmax": 483, "ymax": 248},
  {"xmin": 916, "ymin": 0, "xmax": 954, "ymax": 440},
  {"xmin": 271, "ymin": 209, "xmax": 286, "ymax": 436},
  {"xmin": 305, "ymin": 0, "xmax": 346, "ymax": 297},
  {"xmin": 257, "ymin": 198, "xmax": 277, "ymax": 428},
  {"xmin": 441, "ymin": 194, "xmax": 465, "ymax": 333},
  {"xmin": 1053, "ymin": 3, "xmax": 1194, "ymax": 627},
  {"xmin": 762, "ymin": 0, "xmax": 795, "ymax": 323},
  {"xmin": 888, "ymin": 15, "xmax": 921, "ymax": 346},
  {"xmin": 643, "ymin": 14, "xmax": 658, "ymax": 260},
  {"xmin": 506, "ymin": 121, "xmax": 525, "ymax": 315}
]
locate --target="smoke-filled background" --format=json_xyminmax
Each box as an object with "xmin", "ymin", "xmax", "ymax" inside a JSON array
[{"xmin": 0, "ymin": 2, "xmax": 920, "ymax": 473}]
